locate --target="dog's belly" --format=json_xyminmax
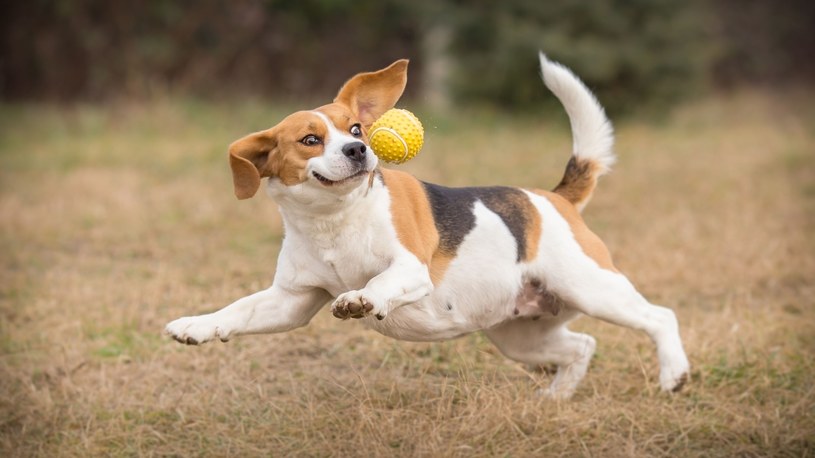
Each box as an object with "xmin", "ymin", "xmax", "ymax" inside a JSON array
[
  {"xmin": 362, "ymin": 296, "xmax": 501, "ymax": 341},
  {"xmin": 363, "ymin": 280, "xmax": 574, "ymax": 341}
]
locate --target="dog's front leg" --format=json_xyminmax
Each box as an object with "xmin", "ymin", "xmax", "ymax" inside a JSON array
[
  {"xmin": 166, "ymin": 285, "xmax": 330, "ymax": 345},
  {"xmin": 331, "ymin": 256, "xmax": 433, "ymax": 320}
]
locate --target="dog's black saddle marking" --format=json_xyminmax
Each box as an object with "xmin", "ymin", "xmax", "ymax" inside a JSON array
[{"xmin": 421, "ymin": 182, "xmax": 532, "ymax": 262}]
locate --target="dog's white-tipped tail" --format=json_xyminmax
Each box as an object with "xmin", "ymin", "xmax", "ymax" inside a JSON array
[{"xmin": 540, "ymin": 52, "xmax": 615, "ymax": 212}]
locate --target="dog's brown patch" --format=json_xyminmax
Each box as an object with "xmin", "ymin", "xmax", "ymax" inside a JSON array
[
  {"xmin": 428, "ymin": 252, "xmax": 453, "ymax": 286},
  {"xmin": 379, "ymin": 169, "xmax": 452, "ymax": 283},
  {"xmin": 553, "ymin": 157, "xmax": 601, "ymax": 211},
  {"xmin": 379, "ymin": 169, "xmax": 438, "ymax": 263},
  {"xmin": 315, "ymin": 103, "xmax": 363, "ymax": 138},
  {"xmin": 228, "ymin": 111, "xmax": 342, "ymax": 197},
  {"xmin": 522, "ymin": 196, "xmax": 542, "ymax": 261},
  {"xmin": 532, "ymin": 189, "xmax": 617, "ymax": 272},
  {"xmin": 266, "ymin": 111, "xmax": 336, "ymax": 187}
]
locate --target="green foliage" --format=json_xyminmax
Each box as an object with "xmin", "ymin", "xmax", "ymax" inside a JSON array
[
  {"xmin": 2, "ymin": 0, "xmax": 812, "ymax": 114},
  {"xmin": 447, "ymin": 0, "xmax": 711, "ymax": 114}
]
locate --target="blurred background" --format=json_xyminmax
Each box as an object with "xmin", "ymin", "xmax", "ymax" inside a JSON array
[
  {"xmin": 2, "ymin": 0, "xmax": 814, "ymax": 113},
  {"xmin": 2, "ymin": 2, "xmax": 815, "ymax": 456}
]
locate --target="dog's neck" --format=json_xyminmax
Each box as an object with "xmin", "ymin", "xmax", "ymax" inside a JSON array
[{"xmin": 268, "ymin": 177, "xmax": 386, "ymax": 238}]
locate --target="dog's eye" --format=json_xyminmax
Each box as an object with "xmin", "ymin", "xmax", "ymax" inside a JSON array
[
  {"xmin": 350, "ymin": 124, "xmax": 362, "ymax": 137},
  {"xmin": 301, "ymin": 135, "xmax": 321, "ymax": 146}
]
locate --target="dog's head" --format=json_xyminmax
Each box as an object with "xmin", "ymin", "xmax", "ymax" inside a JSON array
[{"xmin": 228, "ymin": 60, "xmax": 408, "ymax": 202}]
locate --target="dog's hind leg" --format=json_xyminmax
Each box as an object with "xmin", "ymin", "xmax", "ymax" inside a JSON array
[
  {"xmin": 528, "ymin": 194, "xmax": 690, "ymax": 393},
  {"xmin": 486, "ymin": 315, "xmax": 596, "ymax": 399},
  {"xmin": 549, "ymin": 265, "xmax": 690, "ymax": 393}
]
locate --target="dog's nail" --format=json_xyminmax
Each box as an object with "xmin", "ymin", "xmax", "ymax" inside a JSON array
[
  {"xmin": 672, "ymin": 373, "xmax": 689, "ymax": 393},
  {"xmin": 185, "ymin": 337, "xmax": 198, "ymax": 345}
]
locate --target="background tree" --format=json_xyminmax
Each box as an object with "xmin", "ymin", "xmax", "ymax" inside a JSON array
[{"xmin": 1, "ymin": 0, "xmax": 812, "ymax": 114}]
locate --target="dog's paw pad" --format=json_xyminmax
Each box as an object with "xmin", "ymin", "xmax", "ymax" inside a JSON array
[
  {"xmin": 331, "ymin": 292, "xmax": 377, "ymax": 320},
  {"xmin": 660, "ymin": 360, "xmax": 690, "ymax": 393},
  {"xmin": 331, "ymin": 300, "xmax": 351, "ymax": 320},
  {"xmin": 668, "ymin": 372, "xmax": 689, "ymax": 393}
]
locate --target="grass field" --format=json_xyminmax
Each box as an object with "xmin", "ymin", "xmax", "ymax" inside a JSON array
[{"xmin": 1, "ymin": 92, "xmax": 814, "ymax": 457}]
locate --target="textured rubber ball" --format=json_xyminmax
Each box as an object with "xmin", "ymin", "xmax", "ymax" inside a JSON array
[{"xmin": 368, "ymin": 109, "xmax": 424, "ymax": 164}]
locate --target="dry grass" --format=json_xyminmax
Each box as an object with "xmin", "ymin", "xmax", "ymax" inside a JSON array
[{"xmin": 1, "ymin": 92, "xmax": 814, "ymax": 457}]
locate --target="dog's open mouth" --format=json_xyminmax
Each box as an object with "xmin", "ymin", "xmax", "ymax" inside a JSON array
[{"xmin": 312, "ymin": 170, "xmax": 368, "ymax": 186}]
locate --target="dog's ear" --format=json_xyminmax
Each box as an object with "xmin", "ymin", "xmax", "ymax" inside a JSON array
[
  {"xmin": 334, "ymin": 59, "xmax": 409, "ymax": 129},
  {"xmin": 228, "ymin": 129, "xmax": 277, "ymax": 200}
]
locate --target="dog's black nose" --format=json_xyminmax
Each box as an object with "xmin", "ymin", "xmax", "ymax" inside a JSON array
[{"xmin": 342, "ymin": 142, "xmax": 367, "ymax": 162}]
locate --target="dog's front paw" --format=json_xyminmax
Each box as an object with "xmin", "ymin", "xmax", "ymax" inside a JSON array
[
  {"xmin": 165, "ymin": 315, "xmax": 231, "ymax": 345},
  {"xmin": 660, "ymin": 356, "xmax": 690, "ymax": 393},
  {"xmin": 331, "ymin": 290, "xmax": 386, "ymax": 321}
]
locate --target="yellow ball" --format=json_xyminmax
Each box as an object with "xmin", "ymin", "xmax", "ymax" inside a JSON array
[{"xmin": 368, "ymin": 108, "xmax": 424, "ymax": 164}]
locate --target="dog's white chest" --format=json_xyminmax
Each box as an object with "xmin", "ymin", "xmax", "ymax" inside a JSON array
[
  {"xmin": 279, "ymin": 194, "xmax": 398, "ymax": 296},
  {"xmin": 315, "ymin": 245, "xmax": 388, "ymax": 295}
]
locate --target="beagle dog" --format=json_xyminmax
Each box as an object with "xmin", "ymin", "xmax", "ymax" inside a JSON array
[{"xmin": 166, "ymin": 54, "xmax": 690, "ymax": 398}]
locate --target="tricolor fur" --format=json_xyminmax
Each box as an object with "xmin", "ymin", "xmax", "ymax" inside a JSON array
[{"xmin": 166, "ymin": 54, "xmax": 690, "ymax": 399}]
